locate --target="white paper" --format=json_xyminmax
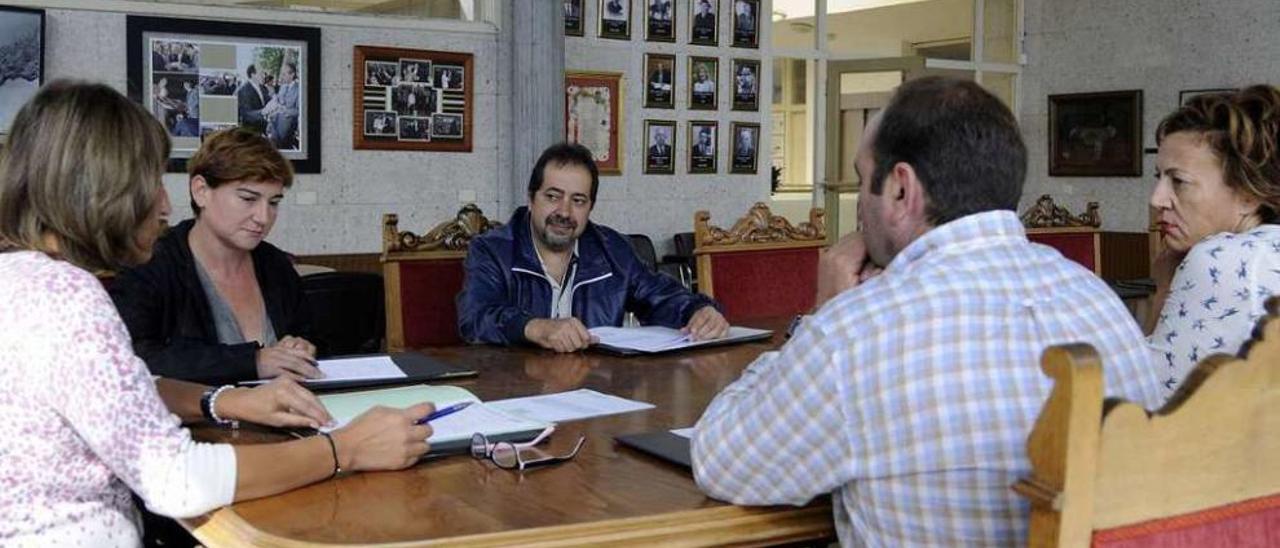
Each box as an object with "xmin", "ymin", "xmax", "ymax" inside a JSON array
[
  {"xmin": 589, "ymin": 325, "xmax": 772, "ymax": 353},
  {"xmin": 670, "ymin": 427, "xmax": 694, "ymax": 439},
  {"xmin": 487, "ymin": 389, "xmax": 654, "ymax": 423},
  {"xmin": 425, "ymin": 404, "xmax": 545, "ymax": 444},
  {"xmin": 313, "ymin": 356, "xmax": 406, "ymax": 383}
]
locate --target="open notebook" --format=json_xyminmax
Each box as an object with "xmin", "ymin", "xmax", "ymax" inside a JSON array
[
  {"xmin": 318, "ymin": 385, "xmax": 549, "ymax": 454},
  {"xmin": 589, "ymin": 326, "xmax": 772, "ymax": 355}
]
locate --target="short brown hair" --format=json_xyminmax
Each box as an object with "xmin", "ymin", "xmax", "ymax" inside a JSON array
[
  {"xmin": 0, "ymin": 80, "xmax": 169, "ymax": 272},
  {"xmin": 187, "ymin": 127, "xmax": 294, "ymax": 215},
  {"xmin": 1157, "ymin": 85, "xmax": 1280, "ymax": 222}
]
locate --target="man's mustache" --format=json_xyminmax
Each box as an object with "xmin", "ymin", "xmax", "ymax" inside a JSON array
[{"xmin": 546, "ymin": 215, "xmax": 577, "ymax": 229}]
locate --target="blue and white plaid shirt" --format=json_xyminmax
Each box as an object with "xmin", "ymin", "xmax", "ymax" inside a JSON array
[{"xmin": 691, "ymin": 210, "xmax": 1164, "ymax": 547}]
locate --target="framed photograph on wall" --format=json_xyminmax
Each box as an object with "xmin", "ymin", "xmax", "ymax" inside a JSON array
[
  {"xmin": 646, "ymin": 0, "xmax": 675, "ymax": 41},
  {"xmin": 1179, "ymin": 88, "xmax": 1235, "ymax": 106},
  {"xmin": 566, "ymin": 71, "xmax": 623, "ymax": 175},
  {"xmin": 599, "ymin": 0, "xmax": 631, "ymax": 40},
  {"xmin": 689, "ymin": 56, "xmax": 718, "ymax": 110},
  {"xmin": 1048, "ymin": 90, "xmax": 1143, "ymax": 177},
  {"xmin": 689, "ymin": 0, "xmax": 719, "ymax": 46},
  {"xmin": 0, "ymin": 6, "xmax": 43, "ymax": 137},
  {"xmin": 644, "ymin": 120, "xmax": 676, "ymax": 174},
  {"xmin": 689, "ymin": 120, "xmax": 718, "ymax": 174},
  {"xmin": 564, "ymin": 0, "xmax": 585, "ymax": 37},
  {"xmin": 731, "ymin": 58, "xmax": 759, "ymax": 111},
  {"xmin": 730, "ymin": 122, "xmax": 759, "ymax": 174},
  {"xmin": 353, "ymin": 45, "xmax": 473, "ymax": 152},
  {"xmin": 731, "ymin": 0, "xmax": 759, "ymax": 48},
  {"xmin": 644, "ymin": 53, "xmax": 675, "ymax": 109},
  {"xmin": 127, "ymin": 16, "xmax": 322, "ymax": 173}
]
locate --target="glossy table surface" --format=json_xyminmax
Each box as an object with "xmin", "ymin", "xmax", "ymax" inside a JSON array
[{"xmin": 184, "ymin": 319, "xmax": 835, "ymax": 546}]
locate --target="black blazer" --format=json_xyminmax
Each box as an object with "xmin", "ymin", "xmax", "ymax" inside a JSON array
[{"xmin": 109, "ymin": 219, "xmax": 317, "ymax": 385}]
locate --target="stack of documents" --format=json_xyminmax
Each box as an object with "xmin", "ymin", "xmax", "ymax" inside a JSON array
[
  {"xmin": 589, "ymin": 325, "xmax": 772, "ymax": 354},
  {"xmin": 319, "ymin": 385, "xmax": 546, "ymax": 447}
]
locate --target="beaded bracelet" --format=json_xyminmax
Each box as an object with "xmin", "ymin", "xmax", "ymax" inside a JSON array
[
  {"xmin": 207, "ymin": 385, "xmax": 240, "ymax": 429},
  {"xmin": 320, "ymin": 432, "xmax": 342, "ymax": 479}
]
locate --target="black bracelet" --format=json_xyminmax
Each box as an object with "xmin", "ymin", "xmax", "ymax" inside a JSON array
[
  {"xmin": 320, "ymin": 432, "xmax": 342, "ymax": 479},
  {"xmin": 199, "ymin": 387, "xmax": 217, "ymax": 422}
]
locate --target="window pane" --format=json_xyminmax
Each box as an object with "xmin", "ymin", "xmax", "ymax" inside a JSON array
[
  {"xmin": 771, "ymin": 56, "xmax": 812, "ymax": 190},
  {"xmin": 983, "ymin": 0, "xmax": 1018, "ymax": 64},
  {"xmin": 146, "ymin": 0, "xmax": 477, "ymax": 20},
  {"xmin": 981, "ymin": 72, "xmax": 1017, "ymax": 110},
  {"xmin": 823, "ymin": 0, "xmax": 972, "ymax": 60}
]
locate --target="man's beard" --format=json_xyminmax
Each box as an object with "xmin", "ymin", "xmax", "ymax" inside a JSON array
[{"xmin": 538, "ymin": 214, "xmax": 578, "ymax": 252}]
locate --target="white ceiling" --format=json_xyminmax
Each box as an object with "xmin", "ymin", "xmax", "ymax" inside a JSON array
[{"xmin": 772, "ymin": 0, "xmax": 935, "ymax": 20}]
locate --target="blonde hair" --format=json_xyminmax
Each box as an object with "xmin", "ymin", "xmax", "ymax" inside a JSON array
[
  {"xmin": 0, "ymin": 80, "xmax": 170, "ymax": 271},
  {"xmin": 187, "ymin": 127, "xmax": 293, "ymax": 215}
]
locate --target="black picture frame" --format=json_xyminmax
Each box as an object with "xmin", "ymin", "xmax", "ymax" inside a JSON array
[
  {"xmin": 599, "ymin": 0, "xmax": 631, "ymax": 40},
  {"xmin": 688, "ymin": 120, "xmax": 718, "ymax": 174},
  {"xmin": 689, "ymin": 56, "xmax": 718, "ymax": 110},
  {"xmin": 645, "ymin": 0, "xmax": 676, "ymax": 42},
  {"xmin": 729, "ymin": 122, "xmax": 759, "ymax": 174},
  {"xmin": 0, "ymin": 6, "xmax": 44, "ymax": 136},
  {"xmin": 127, "ymin": 16, "xmax": 322, "ymax": 173},
  {"xmin": 564, "ymin": 0, "xmax": 585, "ymax": 37},
  {"xmin": 1047, "ymin": 90, "xmax": 1142, "ymax": 177},
  {"xmin": 731, "ymin": 58, "xmax": 759, "ymax": 111},
  {"xmin": 644, "ymin": 119, "xmax": 676, "ymax": 174},
  {"xmin": 689, "ymin": 0, "xmax": 719, "ymax": 46},
  {"xmin": 730, "ymin": 0, "xmax": 759, "ymax": 48},
  {"xmin": 1179, "ymin": 87, "xmax": 1236, "ymax": 106},
  {"xmin": 644, "ymin": 53, "xmax": 675, "ymax": 109}
]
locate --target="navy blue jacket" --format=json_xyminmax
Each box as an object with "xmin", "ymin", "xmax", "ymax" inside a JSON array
[{"xmin": 457, "ymin": 207, "xmax": 718, "ymax": 345}]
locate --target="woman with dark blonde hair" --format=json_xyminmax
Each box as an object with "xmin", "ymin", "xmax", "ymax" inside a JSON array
[
  {"xmin": 0, "ymin": 81, "xmax": 434, "ymax": 545},
  {"xmin": 1148, "ymin": 84, "xmax": 1280, "ymax": 394},
  {"xmin": 111, "ymin": 127, "xmax": 321, "ymax": 386}
]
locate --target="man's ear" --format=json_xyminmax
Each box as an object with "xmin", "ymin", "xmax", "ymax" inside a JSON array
[{"xmin": 893, "ymin": 162, "xmax": 928, "ymax": 221}]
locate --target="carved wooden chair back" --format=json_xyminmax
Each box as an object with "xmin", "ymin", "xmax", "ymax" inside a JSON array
[
  {"xmin": 381, "ymin": 204, "xmax": 501, "ymax": 350},
  {"xmin": 1014, "ymin": 297, "xmax": 1280, "ymax": 547},
  {"xmin": 693, "ymin": 202, "xmax": 827, "ymax": 322}
]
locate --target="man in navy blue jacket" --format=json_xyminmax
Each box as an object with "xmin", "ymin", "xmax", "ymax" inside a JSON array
[{"xmin": 458, "ymin": 143, "xmax": 729, "ymax": 352}]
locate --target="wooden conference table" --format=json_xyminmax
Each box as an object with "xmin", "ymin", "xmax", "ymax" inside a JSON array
[{"xmin": 182, "ymin": 320, "xmax": 837, "ymax": 546}]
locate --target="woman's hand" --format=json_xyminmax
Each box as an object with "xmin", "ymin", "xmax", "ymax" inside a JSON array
[
  {"xmin": 256, "ymin": 338, "xmax": 321, "ymax": 380},
  {"xmin": 216, "ymin": 378, "xmax": 333, "ymax": 429},
  {"xmin": 331, "ymin": 404, "xmax": 434, "ymax": 472}
]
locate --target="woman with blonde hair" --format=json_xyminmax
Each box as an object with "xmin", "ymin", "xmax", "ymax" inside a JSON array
[
  {"xmin": 0, "ymin": 81, "xmax": 434, "ymax": 545},
  {"xmin": 1148, "ymin": 84, "xmax": 1280, "ymax": 394}
]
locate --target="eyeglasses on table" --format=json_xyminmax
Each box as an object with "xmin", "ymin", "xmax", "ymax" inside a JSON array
[{"xmin": 470, "ymin": 427, "xmax": 586, "ymax": 471}]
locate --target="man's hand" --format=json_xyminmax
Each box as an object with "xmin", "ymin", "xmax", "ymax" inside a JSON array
[
  {"xmin": 524, "ymin": 318, "xmax": 597, "ymax": 353},
  {"xmin": 683, "ymin": 306, "xmax": 729, "ymax": 341},
  {"xmin": 816, "ymin": 231, "xmax": 878, "ymax": 307},
  {"xmin": 216, "ymin": 377, "xmax": 333, "ymax": 429},
  {"xmin": 256, "ymin": 339, "xmax": 321, "ymax": 380}
]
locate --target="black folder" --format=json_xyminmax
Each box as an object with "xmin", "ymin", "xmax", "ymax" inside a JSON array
[
  {"xmin": 615, "ymin": 430, "xmax": 692, "ymax": 468},
  {"xmin": 239, "ymin": 351, "xmax": 477, "ymax": 392}
]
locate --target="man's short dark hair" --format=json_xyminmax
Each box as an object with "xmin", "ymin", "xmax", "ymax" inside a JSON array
[
  {"xmin": 868, "ymin": 76, "xmax": 1026, "ymax": 225},
  {"xmin": 528, "ymin": 142, "xmax": 600, "ymax": 203},
  {"xmin": 246, "ymin": 64, "xmax": 257, "ymax": 78}
]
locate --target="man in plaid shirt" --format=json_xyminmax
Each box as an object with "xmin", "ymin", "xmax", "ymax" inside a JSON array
[{"xmin": 690, "ymin": 77, "xmax": 1164, "ymax": 547}]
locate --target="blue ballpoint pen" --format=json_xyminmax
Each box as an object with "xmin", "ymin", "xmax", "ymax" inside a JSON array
[{"xmin": 415, "ymin": 402, "xmax": 473, "ymax": 425}]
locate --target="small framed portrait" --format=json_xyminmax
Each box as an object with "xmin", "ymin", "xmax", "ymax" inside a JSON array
[
  {"xmin": 392, "ymin": 83, "xmax": 434, "ymax": 117},
  {"xmin": 688, "ymin": 120, "xmax": 718, "ymax": 174},
  {"xmin": 432, "ymin": 113, "xmax": 464, "ymax": 139},
  {"xmin": 644, "ymin": 120, "xmax": 677, "ymax": 174},
  {"xmin": 730, "ymin": 122, "xmax": 759, "ymax": 174},
  {"xmin": 433, "ymin": 65, "xmax": 464, "ymax": 90},
  {"xmin": 646, "ymin": 0, "xmax": 675, "ymax": 42},
  {"xmin": 1179, "ymin": 88, "xmax": 1235, "ymax": 106},
  {"xmin": 0, "ymin": 6, "xmax": 44, "ymax": 137},
  {"xmin": 398, "ymin": 116, "xmax": 431, "ymax": 142},
  {"xmin": 731, "ymin": 58, "xmax": 759, "ymax": 111},
  {"xmin": 731, "ymin": 0, "xmax": 759, "ymax": 48},
  {"xmin": 363, "ymin": 110, "xmax": 398, "ymax": 137},
  {"xmin": 1048, "ymin": 90, "xmax": 1142, "ymax": 177},
  {"xmin": 399, "ymin": 58, "xmax": 431, "ymax": 85},
  {"xmin": 689, "ymin": 0, "xmax": 718, "ymax": 46},
  {"xmin": 688, "ymin": 56, "xmax": 718, "ymax": 110},
  {"xmin": 599, "ymin": 0, "xmax": 631, "ymax": 40},
  {"xmin": 564, "ymin": 0, "xmax": 584, "ymax": 37},
  {"xmin": 644, "ymin": 53, "xmax": 675, "ymax": 109}
]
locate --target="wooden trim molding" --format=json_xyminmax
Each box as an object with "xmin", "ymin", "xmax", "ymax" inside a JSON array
[
  {"xmin": 382, "ymin": 204, "xmax": 501, "ymax": 261},
  {"xmin": 693, "ymin": 202, "xmax": 826, "ymax": 255}
]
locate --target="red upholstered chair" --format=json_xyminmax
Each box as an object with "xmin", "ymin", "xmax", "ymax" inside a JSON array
[
  {"xmin": 381, "ymin": 205, "xmax": 500, "ymax": 351},
  {"xmin": 1027, "ymin": 227, "xmax": 1102, "ymax": 276},
  {"xmin": 693, "ymin": 203, "xmax": 827, "ymax": 323},
  {"xmin": 1014, "ymin": 297, "xmax": 1280, "ymax": 548}
]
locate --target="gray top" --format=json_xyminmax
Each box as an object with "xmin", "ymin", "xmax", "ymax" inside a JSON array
[{"xmin": 194, "ymin": 258, "xmax": 278, "ymax": 346}]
